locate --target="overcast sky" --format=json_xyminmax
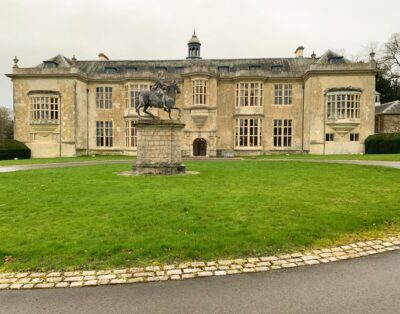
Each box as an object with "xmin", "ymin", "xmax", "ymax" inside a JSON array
[{"xmin": 1, "ymin": 0, "xmax": 399, "ymax": 109}]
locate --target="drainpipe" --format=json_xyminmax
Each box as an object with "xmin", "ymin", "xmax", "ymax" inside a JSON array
[
  {"xmin": 12, "ymin": 81, "xmax": 16, "ymax": 140},
  {"xmin": 59, "ymin": 95, "xmax": 62, "ymax": 157},
  {"xmin": 73, "ymin": 81, "xmax": 77, "ymax": 156},
  {"xmin": 301, "ymin": 82, "xmax": 305, "ymax": 152},
  {"xmin": 86, "ymin": 88, "xmax": 89, "ymax": 155},
  {"xmin": 323, "ymin": 94, "xmax": 326, "ymax": 155}
]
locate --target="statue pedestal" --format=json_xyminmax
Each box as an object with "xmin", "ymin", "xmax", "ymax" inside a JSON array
[{"xmin": 134, "ymin": 119, "xmax": 186, "ymax": 175}]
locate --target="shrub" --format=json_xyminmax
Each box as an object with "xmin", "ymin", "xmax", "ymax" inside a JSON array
[
  {"xmin": 365, "ymin": 133, "xmax": 400, "ymax": 154},
  {"xmin": 0, "ymin": 139, "xmax": 31, "ymax": 160}
]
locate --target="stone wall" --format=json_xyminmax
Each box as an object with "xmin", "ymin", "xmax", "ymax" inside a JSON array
[{"xmin": 376, "ymin": 115, "xmax": 400, "ymax": 133}]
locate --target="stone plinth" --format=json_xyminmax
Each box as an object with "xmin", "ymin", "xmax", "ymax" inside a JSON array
[{"xmin": 134, "ymin": 119, "xmax": 186, "ymax": 175}]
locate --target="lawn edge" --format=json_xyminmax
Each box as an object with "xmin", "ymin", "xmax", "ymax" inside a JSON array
[{"xmin": 1, "ymin": 234, "xmax": 399, "ymax": 291}]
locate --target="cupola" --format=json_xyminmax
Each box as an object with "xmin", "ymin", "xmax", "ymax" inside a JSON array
[{"xmin": 187, "ymin": 30, "xmax": 201, "ymax": 60}]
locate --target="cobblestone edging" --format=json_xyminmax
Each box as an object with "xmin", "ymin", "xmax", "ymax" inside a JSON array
[{"xmin": 1, "ymin": 235, "xmax": 399, "ymax": 291}]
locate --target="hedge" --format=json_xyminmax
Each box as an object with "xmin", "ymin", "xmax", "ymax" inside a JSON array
[
  {"xmin": 0, "ymin": 139, "xmax": 31, "ymax": 160},
  {"xmin": 365, "ymin": 133, "xmax": 400, "ymax": 154}
]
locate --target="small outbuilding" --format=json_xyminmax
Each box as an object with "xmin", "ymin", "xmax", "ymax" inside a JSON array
[{"xmin": 375, "ymin": 100, "xmax": 400, "ymax": 133}]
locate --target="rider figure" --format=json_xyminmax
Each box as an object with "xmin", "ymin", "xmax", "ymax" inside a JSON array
[{"xmin": 151, "ymin": 78, "xmax": 168, "ymax": 111}]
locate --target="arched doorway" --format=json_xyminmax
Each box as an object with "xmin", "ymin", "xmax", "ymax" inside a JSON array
[{"xmin": 193, "ymin": 138, "xmax": 207, "ymax": 156}]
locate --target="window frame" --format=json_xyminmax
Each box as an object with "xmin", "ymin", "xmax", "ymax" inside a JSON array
[
  {"xmin": 125, "ymin": 82, "xmax": 151, "ymax": 108},
  {"xmin": 326, "ymin": 91, "xmax": 361, "ymax": 120},
  {"xmin": 96, "ymin": 121, "xmax": 113, "ymax": 147},
  {"xmin": 235, "ymin": 82, "xmax": 264, "ymax": 107},
  {"xmin": 325, "ymin": 133, "xmax": 335, "ymax": 142},
  {"xmin": 274, "ymin": 84, "xmax": 292, "ymax": 105},
  {"xmin": 125, "ymin": 120, "xmax": 137, "ymax": 148},
  {"xmin": 234, "ymin": 118, "xmax": 263, "ymax": 148},
  {"xmin": 273, "ymin": 119, "xmax": 292, "ymax": 147},
  {"xmin": 350, "ymin": 133, "xmax": 359, "ymax": 142},
  {"xmin": 192, "ymin": 79, "xmax": 208, "ymax": 105},
  {"xmin": 30, "ymin": 94, "xmax": 60, "ymax": 124},
  {"xmin": 95, "ymin": 87, "xmax": 113, "ymax": 109}
]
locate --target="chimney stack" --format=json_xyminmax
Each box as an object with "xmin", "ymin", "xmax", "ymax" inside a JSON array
[
  {"xmin": 98, "ymin": 53, "xmax": 109, "ymax": 61},
  {"xmin": 295, "ymin": 46, "xmax": 304, "ymax": 58}
]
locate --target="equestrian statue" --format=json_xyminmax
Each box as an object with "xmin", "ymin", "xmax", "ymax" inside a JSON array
[{"xmin": 135, "ymin": 78, "xmax": 181, "ymax": 120}]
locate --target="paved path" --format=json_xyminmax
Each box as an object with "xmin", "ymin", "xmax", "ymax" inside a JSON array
[
  {"xmin": 0, "ymin": 158, "xmax": 242, "ymax": 173},
  {"xmin": 259, "ymin": 158, "xmax": 400, "ymax": 169},
  {"xmin": 1, "ymin": 250, "xmax": 399, "ymax": 314},
  {"xmin": 0, "ymin": 158, "xmax": 399, "ymax": 173},
  {"xmin": 0, "ymin": 160, "xmax": 132, "ymax": 173}
]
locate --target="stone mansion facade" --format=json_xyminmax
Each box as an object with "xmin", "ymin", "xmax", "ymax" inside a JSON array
[{"xmin": 7, "ymin": 32, "xmax": 378, "ymax": 157}]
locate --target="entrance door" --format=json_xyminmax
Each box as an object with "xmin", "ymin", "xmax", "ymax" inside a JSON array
[{"xmin": 193, "ymin": 138, "xmax": 207, "ymax": 156}]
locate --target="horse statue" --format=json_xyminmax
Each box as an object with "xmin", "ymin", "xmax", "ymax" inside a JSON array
[{"xmin": 135, "ymin": 80, "xmax": 181, "ymax": 120}]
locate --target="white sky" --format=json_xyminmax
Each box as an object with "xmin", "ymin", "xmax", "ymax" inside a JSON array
[{"xmin": 1, "ymin": 0, "xmax": 399, "ymax": 108}]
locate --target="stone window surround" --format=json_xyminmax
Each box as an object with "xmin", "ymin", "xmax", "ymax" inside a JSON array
[
  {"xmin": 326, "ymin": 91, "xmax": 361, "ymax": 120},
  {"xmin": 235, "ymin": 82, "xmax": 264, "ymax": 107},
  {"xmin": 350, "ymin": 133, "xmax": 359, "ymax": 142},
  {"xmin": 29, "ymin": 93, "xmax": 60, "ymax": 124},
  {"xmin": 274, "ymin": 84, "xmax": 292, "ymax": 105},
  {"xmin": 95, "ymin": 86, "xmax": 113, "ymax": 109},
  {"xmin": 192, "ymin": 79, "xmax": 208, "ymax": 105},
  {"xmin": 96, "ymin": 120, "xmax": 113, "ymax": 147},
  {"xmin": 326, "ymin": 133, "xmax": 335, "ymax": 142},
  {"xmin": 125, "ymin": 120, "xmax": 137, "ymax": 148},
  {"xmin": 234, "ymin": 117, "xmax": 263, "ymax": 149},
  {"xmin": 124, "ymin": 82, "xmax": 151, "ymax": 108},
  {"xmin": 273, "ymin": 119, "xmax": 292, "ymax": 147}
]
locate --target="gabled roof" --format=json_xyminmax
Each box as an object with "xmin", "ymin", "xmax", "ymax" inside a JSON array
[
  {"xmin": 316, "ymin": 50, "xmax": 350, "ymax": 64},
  {"xmin": 37, "ymin": 54, "xmax": 73, "ymax": 68},
  {"xmin": 375, "ymin": 100, "xmax": 400, "ymax": 114}
]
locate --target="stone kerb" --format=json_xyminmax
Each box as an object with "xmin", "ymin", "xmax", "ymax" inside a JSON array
[
  {"xmin": 0, "ymin": 234, "xmax": 399, "ymax": 290},
  {"xmin": 134, "ymin": 119, "xmax": 185, "ymax": 175}
]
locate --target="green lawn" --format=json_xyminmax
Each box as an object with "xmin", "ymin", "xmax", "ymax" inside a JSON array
[
  {"xmin": 244, "ymin": 154, "xmax": 400, "ymax": 161},
  {"xmin": 0, "ymin": 161, "xmax": 399, "ymax": 272},
  {"xmin": 0, "ymin": 155, "xmax": 132, "ymax": 166},
  {"xmin": 1, "ymin": 153, "xmax": 400, "ymax": 167}
]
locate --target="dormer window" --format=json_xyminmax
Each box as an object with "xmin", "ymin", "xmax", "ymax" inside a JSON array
[
  {"xmin": 328, "ymin": 56, "xmax": 344, "ymax": 64},
  {"xmin": 218, "ymin": 66, "xmax": 230, "ymax": 73},
  {"xmin": 249, "ymin": 65, "xmax": 261, "ymax": 71},
  {"xmin": 104, "ymin": 67, "xmax": 118, "ymax": 74},
  {"xmin": 43, "ymin": 61, "xmax": 57, "ymax": 69},
  {"xmin": 175, "ymin": 67, "xmax": 184, "ymax": 74},
  {"xmin": 271, "ymin": 63, "xmax": 283, "ymax": 72},
  {"xmin": 155, "ymin": 66, "xmax": 167, "ymax": 72},
  {"xmin": 125, "ymin": 66, "xmax": 137, "ymax": 72}
]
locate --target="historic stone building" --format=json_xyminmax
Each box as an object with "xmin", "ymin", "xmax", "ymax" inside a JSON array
[
  {"xmin": 7, "ymin": 32, "xmax": 378, "ymax": 157},
  {"xmin": 375, "ymin": 100, "xmax": 400, "ymax": 133}
]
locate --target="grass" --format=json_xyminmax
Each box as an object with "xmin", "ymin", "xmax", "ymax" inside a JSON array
[
  {"xmin": 245, "ymin": 154, "xmax": 400, "ymax": 161},
  {"xmin": 0, "ymin": 155, "xmax": 132, "ymax": 166},
  {"xmin": 0, "ymin": 161, "xmax": 399, "ymax": 271},
  {"xmin": 1, "ymin": 153, "xmax": 400, "ymax": 167}
]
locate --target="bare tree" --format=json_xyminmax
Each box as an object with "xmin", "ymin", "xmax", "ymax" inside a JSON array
[
  {"xmin": 380, "ymin": 33, "xmax": 400, "ymax": 81},
  {"xmin": 0, "ymin": 107, "xmax": 14, "ymax": 142}
]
